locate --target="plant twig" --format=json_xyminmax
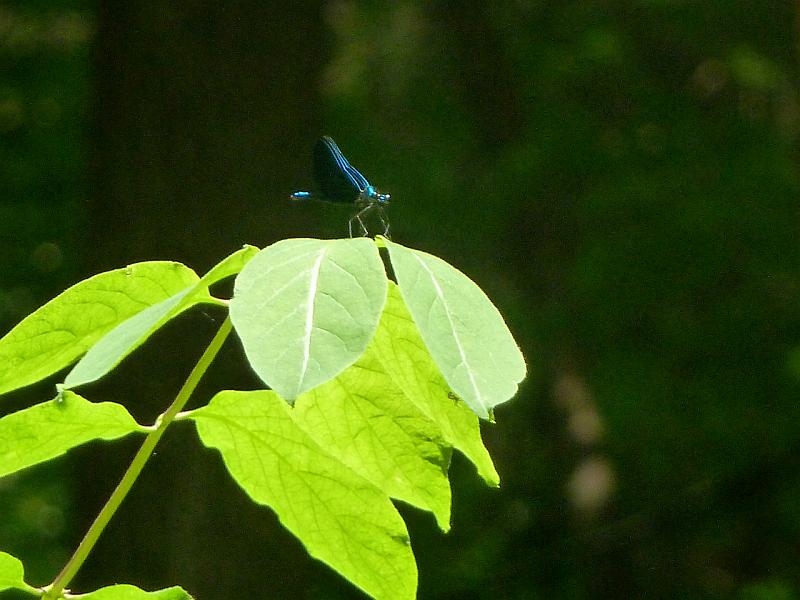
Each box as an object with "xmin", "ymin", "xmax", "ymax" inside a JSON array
[{"xmin": 43, "ymin": 316, "xmax": 234, "ymax": 599}]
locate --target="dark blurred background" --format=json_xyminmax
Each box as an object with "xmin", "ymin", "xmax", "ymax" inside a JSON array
[{"xmin": 1, "ymin": 1, "xmax": 799, "ymax": 599}]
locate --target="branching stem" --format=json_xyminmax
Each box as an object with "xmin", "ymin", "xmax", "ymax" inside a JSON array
[{"xmin": 43, "ymin": 316, "xmax": 233, "ymax": 599}]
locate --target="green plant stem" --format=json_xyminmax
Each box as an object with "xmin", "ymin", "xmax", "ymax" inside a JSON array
[{"xmin": 43, "ymin": 316, "xmax": 234, "ymax": 600}]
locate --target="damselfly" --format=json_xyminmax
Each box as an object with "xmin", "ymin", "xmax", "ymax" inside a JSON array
[{"xmin": 290, "ymin": 136, "xmax": 392, "ymax": 238}]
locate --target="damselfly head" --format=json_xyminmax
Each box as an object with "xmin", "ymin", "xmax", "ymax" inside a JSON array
[{"xmin": 362, "ymin": 186, "xmax": 391, "ymax": 205}]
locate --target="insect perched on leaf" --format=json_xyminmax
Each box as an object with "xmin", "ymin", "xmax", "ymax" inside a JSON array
[{"xmin": 290, "ymin": 136, "xmax": 392, "ymax": 238}]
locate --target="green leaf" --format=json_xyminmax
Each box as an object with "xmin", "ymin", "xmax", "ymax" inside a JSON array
[
  {"xmin": 383, "ymin": 238, "xmax": 526, "ymax": 419},
  {"xmin": 69, "ymin": 583, "xmax": 193, "ymax": 599},
  {"xmin": 373, "ymin": 282, "xmax": 500, "ymax": 486},
  {"xmin": 63, "ymin": 288, "xmax": 195, "ymax": 389},
  {"xmin": 294, "ymin": 329, "xmax": 453, "ymax": 531},
  {"xmin": 0, "ymin": 261, "xmax": 198, "ymax": 398},
  {"xmin": 0, "ymin": 551, "xmax": 38, "ymax": 594},
  {"xmin": 195, "ymin": 244, "xmax": 260, "ymax": 294},
  {"xmin": 0, "ymin": 391, "xmax": 145, "ymax": 479},
  {"xmin": 230, "ymin": 238, "xmax": 387, "ymax": 400},
  {"xmin": 188, "ymin": 390, "xmax": 417, "ymax": 600},
  {"xmin": 63, "ymin": 246, "xmax": 259, "ymax": 389}
]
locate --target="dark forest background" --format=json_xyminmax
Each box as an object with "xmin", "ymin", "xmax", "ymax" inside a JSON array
[{"xmin": 2, "ymin": 1, "xmax": 800, "ymax": 599}]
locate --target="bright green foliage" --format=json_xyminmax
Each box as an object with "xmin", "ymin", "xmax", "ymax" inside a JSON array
[
  {"xmin": 292, "ymin": 282, "xmax": 499, "ymax": 529},
  {"xmin": 193, "ymin": 245, "xmax": 260, "ymax": 289},
  {"xmin": 0, "ymin": 262, "xmax": 199, "ymax": 397},
  {"xmin": 371, "ymin": 283, "xmax": 500, "ymax": 486},
  {"xmin": 63, "ymin": 289, "xmax": 195, "ymax": 389},
  {"xmin": 383, "ymin": 238, "xmax": 526, "ymax": 419},
  {"xmin": 294, "ymin": 316, "xmax": 454, "ymax": 531},
  {"xmin": 188, "ymin": 390, "xmax": 417, "ymax": 600},
  {"xmin": 69, "ymin": 583, "xmax": 194, "ymax": 599},
  {"xmin": 0, "ymin": 551, "xmax": 38, "ymax": 595},
  {"xmin": 0, "ymin": 391, "xmax": 145, "ymax": 479},
  {"xmin": 0, "ymin": 237, "xmax": 521, "ymax": 600},
  {"xmin": 230, "ymin": 238, "xmax": 387, "ymax": 400},
  {"xmin": 64, "ymin": 246, "xmax": 259, "ymax": 389}
]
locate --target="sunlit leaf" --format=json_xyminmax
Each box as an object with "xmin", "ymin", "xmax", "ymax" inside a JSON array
[
  {"xmin": 0, "ymin": 391, "xmax": 145, "ymax": 479},
  {"xmin": 0, "ymin": 262, "xmax": 198, "ymax": 398},
  {"xmin": 63, "ymin": 288, "xmax": 194, "ymax": 389},
  {"xmin": 230, "ymin": 238, "xmax": 387, "ymax": 400},
  {"xmin": 195, "ymin": 244, "xmax": 260, "ymax": 294},
  {"xmin": 383, "ymin": 238, "xmax": 526, "ymax": 419},
  {"xmin": 64, "ymin": 246, "xmax": 258, "ymax": 389},
  {"xmin": 70, "ymin": 583, "xmax": 193, "ymax": 599},
  {"xmin": 372, "ymin": 282, "xmax": 499, "ymax": 486},
  {"xmin": 0, "ymin": 551, "xmax": 38, "ymax": 594},
  {"xmin": 294, "ymin": 327, "xmax": 453, "ymax": 531},
  {"xmin": 188, "ymin": 390, "xmax": 417, "ymax": 600}
]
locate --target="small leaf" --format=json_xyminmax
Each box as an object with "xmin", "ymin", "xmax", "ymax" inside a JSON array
[
  {"xmin": 0, "ymin": 551, "xmax": 38, "ymax": 594},
  {"xmin": 63, "ymin": 288, "xmax": 194, "ymax": 389},
  {"xmin": 373, "ymin": 283, "xmax": 500, "ymax": 486},
  {"xmin": 0, "ymin": 262, "xmax": 198, "ymax": 398},
  {"xmin": 69, "ymin": 583, "xmax": 193, "ymax": 599},
  {"xmin": 230, "ymin": 238, "xmax": 387, "ymax": 400},
  {"xmin": 64, "ymin": 246, "xmax": 259, "ymax": 390},
  {"xmin": 383, "ymin": 238, "xmax": 526, "ymax": 419},
  {"xmin": 196, "ymin": 244, "xmax": 260, "ymax": 293},
  {"xmin": 188, "ymin": 390, "xmax": 417, "ymax": 600},
  {"xmin": 0, "ymin": 391, "xmax": 145, "ymax": 479}
]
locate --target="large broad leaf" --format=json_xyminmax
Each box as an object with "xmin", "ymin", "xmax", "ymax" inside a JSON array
[
  {"xmin": 70, "ymin": 584, "xmax": 194, "ymax": 599},
  {"xmin": 0, "ymin": 391, "xmax": 146, "ymax": 479},
  {"xmin": 372, "ymin": 282, "xmax": 500, "ymax": 486},
  {"xmin": 187, "ymin": 390, "xmax": 417, "ymax": 600},
  {"xmin": 230, "ymin": 238, "xmax": 387, "ymax": 400},
  {"xmin": 0, "ymin": 551, "xmax": 38, "ymax": 594},
  {"xmin": 63, "ymin": 246, "xmax": 259, "ymax": 390},
  {"xmin": 0, "ymin": 261, "xmax": 198, "ymax": 398},
  {"xmin": 383, "ymin": 238, "xmax": 526, "ymax": 419},
  {"xmin": 293, "ymin": 327, "xmax": 453, "ymax": 531}
]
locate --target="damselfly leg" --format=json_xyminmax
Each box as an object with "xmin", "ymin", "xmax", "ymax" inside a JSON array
[{"xmin": 348, "ymin": 204, "xmax": 391, "ymax": 239}]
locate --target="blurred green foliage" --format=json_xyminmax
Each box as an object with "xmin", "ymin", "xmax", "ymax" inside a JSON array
[
  {"xmin": 319, "ymin": 2, "xmax": 800, "ymax": 598},
  {"xmin": 0, "ymin": 0, "xmax": 90, "ymax": 588},
  {"xmin": 2, "ymin": 1, "xmax": 800, "ymax": 598},
  {"xmin": 0, "ymin": 0, "xmax": 89, "ymax": 321}
]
